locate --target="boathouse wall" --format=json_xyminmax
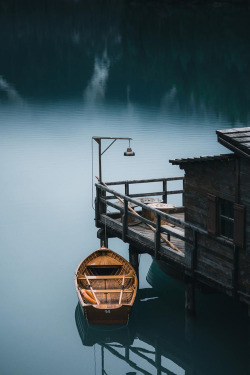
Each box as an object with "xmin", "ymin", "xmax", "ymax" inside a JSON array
[
  {"xmin": 238, "ymin": 157, "xmax": 250, "ymax": 300},
  {"xmin": 181, "ymin": 155, "xmax": 250, "ymax": 302},
  {"xmin": 183, "ymin": 158, "xmax": 236, "ymax": 293}
]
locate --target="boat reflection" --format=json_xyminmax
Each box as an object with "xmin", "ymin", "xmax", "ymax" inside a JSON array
[
  {"xmin": 75, "ymin": 303, "xmax": 136, "ymax": 347},
  {"xmin": 75, "ymin": 261, "xmax": 249, "ymax": 375}
]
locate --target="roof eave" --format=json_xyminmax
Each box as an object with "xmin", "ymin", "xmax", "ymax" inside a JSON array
[
  {"xmin": 217, "ymin": 136, "xmax": 250, "ymax": 160},
  {"xmin": 169, "ymin": 153, "xmax": 235, "ymax": 167}
]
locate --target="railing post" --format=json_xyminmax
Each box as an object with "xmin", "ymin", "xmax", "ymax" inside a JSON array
[
  {"xmin": 125, "ymin": 181, "xmax": 129, "ymax": 196},
  {"xmin": 162, "ymin": 179, "xmax": 167, "ymax": 203},
  {"xmin": 154, "ymin": 214, "xmax": 161, "ymax": 260},
  {"xmin": 100, "ymin": 188, "xmax": 107, "ymax": 215},
  {"xmin": 122, "ymin": 199, "xmax": 128, "ymax": 242},
  {"xmin": 182, "ymin": 178, "xmax": 184, "ymax": 206},
  {"xmin": 95, "ymin": 185, "xmax": 100, "ymax": 225}
]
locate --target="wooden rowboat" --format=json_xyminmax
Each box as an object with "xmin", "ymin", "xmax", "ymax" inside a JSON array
[{"xmin": 75, "ymin": 246, "xmax": 138, "ymax": 325}]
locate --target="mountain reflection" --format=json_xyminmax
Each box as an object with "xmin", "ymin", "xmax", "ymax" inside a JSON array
[
  {"xmin": 0, "ymin": 0, "xmax": 250, "ymax": 123},
  {"xmin": 75, "ymin": 261, "xmax": 249, "ymax": 375}
]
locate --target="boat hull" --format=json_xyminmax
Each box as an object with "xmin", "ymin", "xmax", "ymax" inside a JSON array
[{"xmin": 80, "ymin": 302, "xmax": 131, "ymax": 325}]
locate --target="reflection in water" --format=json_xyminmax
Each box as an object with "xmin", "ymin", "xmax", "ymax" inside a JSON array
[
  {"xmin": 1, "ymin": 2, "xmax": 250, "ymax": 374},
  {"xmin": 84, "ymin": 51, "xmax": 111, "ymax": 103},
  {"xmin": 0, "ymin": 1, "xmax": 249, "ymax": 123},
  {"xmin": 75, "ymin": 304, "xmax": 135, "ymax": 347},
  {"xmin": 0, "ymin": 75, "xmax": 23, "ymax": 103},
  {"xmin": 75, "ymin": 261, "xmax": 249, "ymax": 375}
]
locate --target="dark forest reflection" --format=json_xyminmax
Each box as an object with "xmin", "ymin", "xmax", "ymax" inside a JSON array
[
  {"xmin": 0, "ymin": 0, "xmax": 250, "ymax": 124},
  {"xmin": 75, "ymin": 261, "xmax": 249, "ymax": 375}
]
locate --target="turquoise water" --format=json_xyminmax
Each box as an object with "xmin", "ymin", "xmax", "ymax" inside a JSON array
[{"xmin": 0, "ymin": 2, "xmax": 250, "ymax": 374}]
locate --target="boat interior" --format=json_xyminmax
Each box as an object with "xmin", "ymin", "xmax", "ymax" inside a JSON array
[{"xmin": 77, "ymin": 249, "xmax": 137, "ymax": 307}]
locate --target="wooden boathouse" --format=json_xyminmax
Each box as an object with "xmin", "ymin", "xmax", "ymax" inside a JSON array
[{"xmin": 94, "ymin": 127, "xmax": 250, "ymax": 315}]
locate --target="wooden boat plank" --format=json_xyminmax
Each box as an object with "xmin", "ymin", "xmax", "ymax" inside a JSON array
[
  {"xmin": 77, "ymin": 275, "xmax": 133, "ymax": 280},
  {"xmin": 87, "ymin": 254, "xmax": 122, "ymax": 266}
]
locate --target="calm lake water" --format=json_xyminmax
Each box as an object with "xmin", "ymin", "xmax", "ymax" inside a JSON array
[{"xmin": 1, "ymin": 1, "xmax": 250, "ymax": 374}]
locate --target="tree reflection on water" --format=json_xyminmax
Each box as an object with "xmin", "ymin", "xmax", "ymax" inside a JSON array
[{"xmin": 0, "ymin": 0, "xmax": 250, "ymax": 124}]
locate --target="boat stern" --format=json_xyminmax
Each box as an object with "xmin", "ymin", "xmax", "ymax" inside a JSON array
[{"xmin": 83, "ymin": 304, "xmax": 131, "ymax": 325}]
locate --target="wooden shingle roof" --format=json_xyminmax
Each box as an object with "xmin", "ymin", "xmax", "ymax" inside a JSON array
[
  {"xmin": 216, "ymin": 127, "xmax": 250, "ymax": 159},
  {"xmin": 169, "ymin": 153, "xmax": 234, "ymax": 166}
]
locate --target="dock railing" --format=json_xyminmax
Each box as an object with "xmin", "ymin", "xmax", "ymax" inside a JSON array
[
  {"xmin": 105, "ymin": 177, "xmax": 184, "ymax": 204},
  {"xmin": 95, "ymin": 178, "xmax": 234, "ymax": 272}
]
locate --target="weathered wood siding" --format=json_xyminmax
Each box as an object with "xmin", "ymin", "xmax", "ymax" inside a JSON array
[
  {"xmin": 183, "ymin": 159, "xmax": 236, "ymax": 293},
  {"xmin": 238, "ymin": 157, "xmax": 250, "ymax": 297}
]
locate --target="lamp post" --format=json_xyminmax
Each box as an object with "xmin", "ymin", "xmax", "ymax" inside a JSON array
[{"xmin": 92, "ymin": 136, "xmax": 135, "ymax": 183}]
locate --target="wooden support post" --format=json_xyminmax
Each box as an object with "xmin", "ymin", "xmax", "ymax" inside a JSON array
[
  {"xmin": 191, "ymin": 231, "xmax": 197, "ymax": 275},
  {"xmin": 100, "ymin": 237, "xmax": 108, "ymax": 248},
  {"xmin": 97, "ymin": 228, "xmax": 108, "ymax": 248},
  {"xmin": 155, "ymin": 338, "xmax": 161, "ymax": 375},
  {"xmin": 122, "ymin": 200, "xmax": 128, "ymax": 242},
  {"xmin": 185, "ymin": 231, "xmax": 197, "ymax": 315},
  {"xmin": 101, "ymin": 345, "xmax": 105, "ymax": 375},
  {"xmin": 95, "ymin": 185, "xmax": 101, "ymax": 225},
  {"xmin": 125, "ymin": 346, "xmax": 129, "ymax": 361},
  {"xmin": 232, "ymin": 245, "xmax": 239, "ymax": 299},
  {"xmin": 185, "ymin": 282, "xmax": 195, "ymax": 316},
  {"xmin": 185, "ymin": 280, "xmax": 195, "ymax": 345},
  {"xmin": 125, "ymin": 181, "xmax": 129, "ymax": 196},
  {"xmin": 129, "ymin": 245, "xmax": 139, "ymax": 283},
  {"xmin": 162, "ymin": 179, "xmax": 167, "ymax": 203},
  {"xmin": 184, "ymin": 231, "xmax": 197, "ymax": 318},
  {"xmin": 98, "ymin": 139, "xmax": 102, "ymax": 183},
  {"xmin": 182, "ymin": 178, "xmax": 184, "ymax": 207},
  {"xmin": 185, "ymin": 307, "xmax": 195, "ymax": 343},
  {"xmin": 154, "ymin": 214, "xmax": 161, "ymax": 260},
  {"xmin": 96, "ymin": 185, "xmax": 106, "ymax": 223},
  {"xmin": 100, "ymin": 189, "xmax": 107, "ymax": 215}
]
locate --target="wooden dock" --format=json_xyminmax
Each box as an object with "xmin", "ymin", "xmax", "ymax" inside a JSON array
[
  {"xmin": 95, "ymin": 177, "xmax": 240, "ymax": 314},
  {"xmin": 98, "ymin": 212, "xmax": 186, "ymax": 265}
]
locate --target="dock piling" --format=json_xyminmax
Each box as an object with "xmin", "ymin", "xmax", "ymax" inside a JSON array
[
  {"xmin": 185, "ymin": 281, "xmax": 195, "ymax": 316},
  {"xmin": 129, "ymin": 245, "xmax": 139, "ymax": 283}
]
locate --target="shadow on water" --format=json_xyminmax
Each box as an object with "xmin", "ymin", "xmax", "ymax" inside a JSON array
[
  {"xmin": 75, "ymin": 259, "xmax": 250, "ymax": 375},
  {"xmin": 0, "ymin": 0, "xmax": 250, "ymax": 124}
]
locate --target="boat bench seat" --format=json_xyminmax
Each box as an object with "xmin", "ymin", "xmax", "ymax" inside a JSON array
[
  {"xmin": 77, "ymin": 275, "xmax": 134, "ymax": 280},
  {"xmin": 94, "ymin": 289, "xmax": 134, "ymax": 293}
]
